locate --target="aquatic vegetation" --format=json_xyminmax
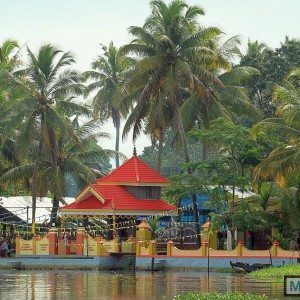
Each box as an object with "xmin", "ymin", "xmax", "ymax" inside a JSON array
[
  {"xmin": 173, "ymin": 291, "xmax": 268, "ymax": 299},
  {"xmin": 250, "ymin": 264, "xmax": 300, "ymax": 279}
]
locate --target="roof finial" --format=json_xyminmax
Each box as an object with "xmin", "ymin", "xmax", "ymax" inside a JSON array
[{"xmin": 133, "ymin": 143, "xmax": 137, "ymax": 156}]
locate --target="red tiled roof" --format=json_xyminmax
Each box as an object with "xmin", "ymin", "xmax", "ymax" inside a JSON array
[
  {"xmin": 96, "ymin": 156, "xmax": 170, "ymax": 185},
  {"xmin": 61, "ymin": 184, "xmax": 176, "ymax": 213}
]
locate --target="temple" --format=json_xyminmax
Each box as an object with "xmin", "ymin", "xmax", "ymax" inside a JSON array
[
  {"xmin": 14, "ymin": 157, "xmax": 291, "ymax": 262},
  {"xmin": 60, "ymin": 155, "xmax": 177, "ymax": 222}
]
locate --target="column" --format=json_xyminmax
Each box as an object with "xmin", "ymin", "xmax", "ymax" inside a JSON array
[
  {"xmin": 48, "ymin": 228, "xmax": 58, "ymax": 255},
  {"xmin": 167, "ymin": 240, "xmax": 174, "ymax": 256},
  {"xmin": 76, "ymin": 228, "xmax": 85, "ymax": 256}
]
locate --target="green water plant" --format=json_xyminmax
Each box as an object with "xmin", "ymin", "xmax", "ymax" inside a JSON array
[
  {"xmin": 173, "ymin": 291, "xmax": 268, "ymax": 299},
  {"xmin": 250, "ymin": 264, "xmax": 300, "ymax": 280}
]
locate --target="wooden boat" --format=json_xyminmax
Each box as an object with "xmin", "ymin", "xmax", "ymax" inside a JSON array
[{"xmin": 230, "ymin": 261, "xmax": 271, "ymax": 273}]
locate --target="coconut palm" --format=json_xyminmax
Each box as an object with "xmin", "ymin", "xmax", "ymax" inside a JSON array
[
  {"xmin": 0, "ymin": 39, "xmax": 20, "ymax": 71},
  {"xmin": 181, "ymin": 64, "xmax": 260, "ymax": 159},
  {"xmin": 84, "ymin": 42, "xmax": 135, "ymax": 167},
  {"xmin": 121, "ymin": 0, "xmax": 233, "ymax": 246},
  {"xmin": 0, "ymin": 40, "xmax": 26, "ymax": 192},
  {"xmin": 252, "ymin": 68, "xmax": 300, "ymax": 188},
  {"xmin": 123, "ymin": 88, "xmax": 173, "ymax": 173},
  {"xmin": 122, "ymin": 0, "xmax": 237, "ymax": 164},
  {"xmin": 0, "ymin": 119, "xmax": 113, "ymax": 224},
  {"xmin": 1, "ymin": 44, "xmax": 87, "ymax": 232},
  {"xmin": 0, "ymin": 39, "xmax": 22, "ymax": 117}
]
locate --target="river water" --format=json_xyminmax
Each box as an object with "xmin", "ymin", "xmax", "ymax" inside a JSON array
[{"xmin": 0, "ymin": 270, "xmax": 291, "ymax": 300}]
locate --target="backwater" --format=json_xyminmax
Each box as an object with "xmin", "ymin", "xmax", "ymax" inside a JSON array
[{"xmin": 0, "ymin": 270, "xmax": 292, "ymax": 299}]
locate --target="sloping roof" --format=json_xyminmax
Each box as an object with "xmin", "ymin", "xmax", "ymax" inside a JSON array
[
  {"xmin": 0, "ymin": 196, "xmax": 74, "ymax": 223},
  {"xmin": 96, "ymin": 156, "xmax": 170, "ymax": 186},
  {"xmin": 61, "ymin": 184, "xmax": 177, "ymax": 216}
]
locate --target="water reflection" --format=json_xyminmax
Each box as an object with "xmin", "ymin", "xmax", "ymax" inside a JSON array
[{"xmin": 0, "ymin": 270, "xmax": 291, "ymax": 300}]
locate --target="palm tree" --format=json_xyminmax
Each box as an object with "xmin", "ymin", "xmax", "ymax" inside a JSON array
[
  {"xmin": 1, "ymin": 119, "xmax": 113, "ymax": 224},
  {"xmin": 121, "ymin": 0, "xmax": 233, "ymax": 246},
  {"xmin": 123, "ymin": 89, "xmax": 173, "ymax": 173},
  {"xmin": 122, "ymin": 0, "xmax": 243, "ymax": 164},
  {"xmin": 1, "ymin": 44, "xmax": 86, "ymax": 232},
  {"xmin": 84, "ymin": 42, "xmax": 135, "ymax": 167},
  {"xmin": 181, "ymin": 64, "xmax": 260, "ymax": 159},
  {"xmin": 0, "ymin": 39, "xmax": 20, "ymax": 71},
  {"xmin": 0, "ymin": 39, "xmax": 22, "ymax": 114},
  {"xmin": 252, "ymin": 68, "xmax": 300, "ymax": 188},
  {"xmin": 239, "ymin": 40, "xmax": 271, "ymax": 116},
  {"xmin": 0, "ymin": 39, "xmax": 25, "ymax": 192}
]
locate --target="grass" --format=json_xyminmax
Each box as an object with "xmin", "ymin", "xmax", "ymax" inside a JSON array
[
  {"xmin": 250, "ymin": 264, "xmax": 300, "ymax": 280},
  {"xmin": 173, "ymin": 292, "xmax": 268, "ymax": 299}
]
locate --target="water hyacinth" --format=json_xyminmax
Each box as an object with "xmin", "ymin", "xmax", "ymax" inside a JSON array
[
  {"xmin": 173, "ymin": 292, "xmax": 268, "ymax": 299},
  {"xmin": 250, "ymin": 264, "xmax": 300, "ymax": 280}
]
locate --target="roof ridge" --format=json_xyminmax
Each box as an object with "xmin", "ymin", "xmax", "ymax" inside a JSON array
[
  {"xmin": 96, "ymin": 155, "xmax": 170, "ymax": 184},
  {"xmin": 96, "ymin": 156, "xmax": 132, "ymax": 182},
  {"xmin": 133, "ymin": 156, "xmax": 140, "ymax": 182}
]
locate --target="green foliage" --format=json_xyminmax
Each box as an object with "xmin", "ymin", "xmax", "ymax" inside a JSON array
[
  {"xmin": 252, "ymin": 68, "xmax": 300, "ymax": 187},
  {"xmin": 140, "ymin": 129, "xmax": 203, "ymax": 176},
  {"xmin": 84, "ymin": 42, "xmax": 135, "ymax": 167},
  {"xmin": 250, "ymin": 264, "xmax": 300, "ymax": 280},
  {"xmin": 239, "ymin": 37, "xmax": 300, "ymax": 118},
  {"xmin": 164, "ymin": 118, "xmax": 276, "ymax": 233},
  {"xmin": 174, "ymin": 292, "xmax": 269, "ymax": 300}
]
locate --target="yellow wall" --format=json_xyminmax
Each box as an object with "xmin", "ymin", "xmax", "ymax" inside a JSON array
[{"xmin": 36, "ymin": 236, "xmax": 50, "ymax": 255}]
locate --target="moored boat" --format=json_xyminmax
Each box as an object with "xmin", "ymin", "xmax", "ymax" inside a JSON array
[{"xmin": 230, "ymin": 261, "xmax": 271, "ymax": 273}]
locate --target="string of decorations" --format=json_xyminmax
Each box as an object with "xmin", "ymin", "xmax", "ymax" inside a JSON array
[{"xmin": 0, "ymin": 202, "xmax": 201, "ymax": 240}]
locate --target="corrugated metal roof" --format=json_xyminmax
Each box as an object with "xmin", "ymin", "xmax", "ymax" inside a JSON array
[
  {"xmin": 0, "ymin": 196, "xmax": 75, "ymax": 223},
  {"xmin": 97, "ymin": 156, "xmax": 170, "ymax": 185},
  {"xmin": 61, "ymin": 185, "xmax": 176, "ymax": 214}
]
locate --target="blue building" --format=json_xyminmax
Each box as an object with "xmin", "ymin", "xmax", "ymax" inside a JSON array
[
  {"xmin": 156, "ymin": 193, "xmax": 215, "ymax": 227},
  {"xmin": 179, "ymin": 194, "xmax": 215, "ymax": 225}
]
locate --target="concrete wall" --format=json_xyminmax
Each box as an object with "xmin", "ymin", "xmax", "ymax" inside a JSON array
[
  {"xmin": 0, "ymin": 255, "xmax": 297, "ymax": 271},
  {"xmin": 0, "ymin": 256, "xmax": 135, "ymax": 270},
  {"xmin": 136, "ymin": 256, "xmax": 298, "ymax": 270}
]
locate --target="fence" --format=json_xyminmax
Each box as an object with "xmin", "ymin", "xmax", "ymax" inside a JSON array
[{"xmin": 15, "ymin": 228, "xmax": 298, "ymax": 259}]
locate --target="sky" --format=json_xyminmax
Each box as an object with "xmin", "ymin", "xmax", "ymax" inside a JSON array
[{"xmin": 1, "ymin": 0, "xmax": 299, "ymax": 159}]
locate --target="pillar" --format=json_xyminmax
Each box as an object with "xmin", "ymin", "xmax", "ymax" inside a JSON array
[
  {"xmin": 167, "ymin": 240, "xmax": 174, "ymax": 256},
  {"xmin": 136, "ymin": 241, "xmax": 142, "ymax": 256},
  {"xmin": 48, "ymin": 228, "xmax": 58, "ymax": 255},
  {"xmin": 136, "ymin": 221, "xmax": 151, "ymax": 247},
  {"xmin": 32, "ymin": 235, "xmax": 39, "ymax": 255},
  {"xmin": 15, "ymin": 234, "xmax": 21, "ymax": 255},
  {"xmin": 201, "ymin": 241, "xmax": 209, "ymax": 256},
  {"xmin": 128, "ymin": 236, "xmax": 135, "ymax": 253},
  {"xmin": 271, "ymin": 240, "xmax": 279, "ymax": 257},
  {"xmin": 237, "ymin": 240, "xmax": 244, "ymax": 257},
  {"xmin": 76, "ymin": 228, "xmax": 85, "ymax": 256},
  {"xmin": 148, "ymin": 240, "xmax": 156, "ymax": 256},
  {"xmin": 96, "ymin": 236, "xmax": 105, "ymax": 256},
  {"xmin": 113, "ymin": 238, "xmax": 119, "ymax": 253}
]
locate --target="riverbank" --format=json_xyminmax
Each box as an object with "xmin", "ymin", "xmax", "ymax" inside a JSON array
[
  {"xmin": 174, "ymin": 292, "xmax": 269, "ymax": 299},
  {"xmin": 250, "ymin": 264, "xmax": 300, "ymax": 280},
  {"xmin": 0, "ymin": 255, "xmax": 297, "ymax": 271}
]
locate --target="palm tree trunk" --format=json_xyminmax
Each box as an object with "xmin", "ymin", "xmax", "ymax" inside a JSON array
[
  {"xmin": 48, "ymin": 126, "xmax": 60, "ymax": 225},
  {"xmin": 115, "ymin": 116, "xmax": 120, "ymax": 168},
  {"xmin": 50, "ymin": 195, "xmax": 60, "ymax": 225},
  {"xmin": 173, "ymin": 104, "xmax": 201, "ymax": 248},
  {"xmin": 31, "ymin": 113, "xmax": 45, "ymax": 234},
  {"xmin": 157, "ymin": 128, "xmax": 164, "ymax": 174},
  {"xmin": 173, "ymin": 105, "xmax": 190, "ymax": 164}
]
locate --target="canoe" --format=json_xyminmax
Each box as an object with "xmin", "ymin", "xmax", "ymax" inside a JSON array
[{"xmin": 230, "ymin": 261, "xmax": 271, "ymax": 273}]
